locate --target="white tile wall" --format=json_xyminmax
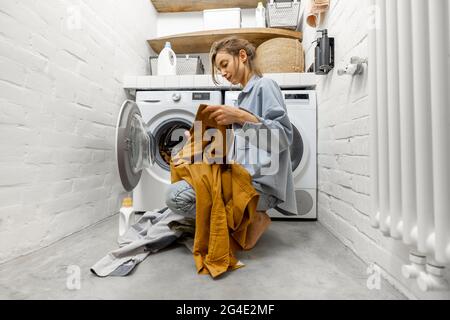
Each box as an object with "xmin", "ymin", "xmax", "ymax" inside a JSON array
[
  {"xmin": 306, "ymin": 0, "xmax": 450, "ymax": 300},
  {"xmin": 123, "ymin": 73, "xmax": 316, "ymax": 90},
  {"xmin": 0, "ymin": 0, "xmax": 157, "ymax": 264}
]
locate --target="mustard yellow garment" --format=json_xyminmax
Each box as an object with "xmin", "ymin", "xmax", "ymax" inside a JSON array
[{"xmin": 170, "ymin": 105, "xmax": 263, "ymax": 278}]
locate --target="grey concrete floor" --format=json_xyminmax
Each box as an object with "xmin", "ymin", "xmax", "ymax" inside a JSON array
[{"xmin": 0, "ymin": 214, "xmax": 406, "ymax": 300}]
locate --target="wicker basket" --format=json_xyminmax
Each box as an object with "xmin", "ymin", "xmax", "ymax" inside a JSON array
[
  {"xmin": 256, "ymin": 38, "xmax": 304, "ymax": 73},
  {"xmin": 267, "ymin": 0, "xmax": 301, "ymax": 30}
]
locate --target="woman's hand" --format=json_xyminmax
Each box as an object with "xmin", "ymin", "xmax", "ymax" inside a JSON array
[{"xmin": 203, "ymin": 105, "xmax": 260, "ymax": 126}]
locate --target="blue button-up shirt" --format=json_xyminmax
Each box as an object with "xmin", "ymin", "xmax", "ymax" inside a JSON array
[{"xmin": 229, "ymin": 75, "xmax": 298, "ymax": 216}]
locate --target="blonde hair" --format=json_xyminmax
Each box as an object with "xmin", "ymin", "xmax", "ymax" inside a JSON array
[{"xmin": 209, "ymin": 37, "xmax": 262, "ymax": 86}]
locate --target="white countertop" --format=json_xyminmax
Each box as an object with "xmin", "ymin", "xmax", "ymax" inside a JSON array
[{"xmin": 123, "ymin": 73, "xmax": 317, "ymax": 91}]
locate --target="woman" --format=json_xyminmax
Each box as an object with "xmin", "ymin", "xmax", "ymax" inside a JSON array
[{"xmin": 165, "ymin": 37, "xmax": 298, "ymax": 219}]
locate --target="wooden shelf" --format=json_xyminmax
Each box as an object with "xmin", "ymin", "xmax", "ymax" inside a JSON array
[
  {"xmin": 148, "ymin": 28, "xmax": 302, "ymax": 54},
  {"xmin": 124, "ymin": 73, "xmax": 317, "ymax": 91},
  {"xmin": 150, "ymin": 0, "xmax": 266, "ymax": 13}
]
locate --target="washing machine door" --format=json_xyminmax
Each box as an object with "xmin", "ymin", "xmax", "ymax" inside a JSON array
[
  {"xmin": 290, "ymin": 123, "xmax": 304, "ymax": 172},
  {"xmin": 289, "ymin": 117, "xmax": 310, "ymax": 179},
  {"xmin": 116, "ymin": 100, "xmax": 156, "ymax": 192}
]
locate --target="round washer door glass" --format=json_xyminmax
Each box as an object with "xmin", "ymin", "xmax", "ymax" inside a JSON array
[
  {"xmin": 116, "ymin": 100, "xmax": 156, "ymax": 192},
  {"xmin": 290, "ymin": 123, "xmax": 304, "ymax": 171},
  {"xmin": 153, "ymin": 118, "xmax": 193, "ymax": 172}
]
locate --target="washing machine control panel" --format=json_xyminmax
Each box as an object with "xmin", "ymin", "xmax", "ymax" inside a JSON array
[
  {"xmin": 136, "ymin": 91, "xmax": 221, "ymax": 106},
  {"xmin": 283, "ymin": 90, "xmax": 317, "ymax": 109},
  {"xmin": 284, "ymin": 93, "xmax": 310, "ymax": 101},
  {"xmin": 225, "ymin": 90, "xmax": 316, "ymax": 109},
  {"xmin": 192, "ymin": 92, "xmax": 211, "ymax": 101}
]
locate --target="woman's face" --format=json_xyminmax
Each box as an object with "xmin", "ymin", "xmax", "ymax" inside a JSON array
[{"xmin": 215, "ymin": 50, "xmax": 247, "ymax": 85}]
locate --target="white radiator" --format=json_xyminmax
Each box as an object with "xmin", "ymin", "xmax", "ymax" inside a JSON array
[{"xmin": 368, "ymin": 0, "xmax": 450, "ymax": 290}]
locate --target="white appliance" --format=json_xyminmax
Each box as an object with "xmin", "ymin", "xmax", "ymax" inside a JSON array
[
  {"xmin": 115, "ymin": 91, "xmax": 222, "ymax": 212},
  {"xmin": 225, "ymin": 90, "xmax": 317, "ymax": 220}
]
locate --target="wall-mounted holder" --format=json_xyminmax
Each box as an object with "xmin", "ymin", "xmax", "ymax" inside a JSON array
[
  {"xmin": 313, "ymin": 29, "xmax": 334, "ymax": 75},
  {"xmin": 338, "ymin": 57, "xmax": 368, "ymax": 76}
]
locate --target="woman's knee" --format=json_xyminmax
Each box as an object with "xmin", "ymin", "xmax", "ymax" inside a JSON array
[
  {"xmin": 165, "ymin": 184, "xmax": 179, "ymax": 209},
  {"xmin": 165, "ymin": 180, "xmax": 196, "ymax": 214}
]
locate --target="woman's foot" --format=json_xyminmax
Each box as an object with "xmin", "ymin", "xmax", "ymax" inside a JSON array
[{"xmin": 244, "ymin": 211, "xmax": 272, "ymax": 250}]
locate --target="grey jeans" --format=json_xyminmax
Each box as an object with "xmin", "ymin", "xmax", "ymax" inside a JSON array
[{"xmin": 165, "ymin": 180, "xmax": 279, "ymax": 218}]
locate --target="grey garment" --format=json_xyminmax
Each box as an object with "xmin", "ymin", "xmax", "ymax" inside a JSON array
[
  {"xmin": 165, "ymin": 180, "xmax": 197, "ymax": 218},
  {"xmin": 90, "ymin": 207, "xmax": 189, "ymax": 277},
  {"xmin": 227, "ymin": 75, "xmax": 298, "ymax": 216},
  {"xmin": 165, "ymin": 179, "xmax": 280, "ymax": 218}
]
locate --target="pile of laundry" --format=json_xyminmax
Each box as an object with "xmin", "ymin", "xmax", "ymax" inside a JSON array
[
  {"xmin": 90, "ymin": 207, "xmax": 195, "ymax": 277},
  {"xmin": 91, "ymin": 104, "xmax": 270, "ymax": 278}
]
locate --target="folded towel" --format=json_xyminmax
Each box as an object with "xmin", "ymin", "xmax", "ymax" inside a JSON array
[{"xmin": 307, "ymin": 0, "xmax": 330, "ymax": 28}]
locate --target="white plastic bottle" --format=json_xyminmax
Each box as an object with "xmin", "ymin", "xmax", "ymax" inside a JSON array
[
  {"xmin": 119, "ymin": 197, "xmax": 135, "ymax": 237},
  {"xmin": 157, "ymin": 41, "xmax": 177, "ymax": 76},
  {"xmin": 255, "ymin": 2, "xmax": 266, "ymax": 28}
]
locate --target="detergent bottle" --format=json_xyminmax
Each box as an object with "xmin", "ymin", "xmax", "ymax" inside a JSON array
[
  {"xmin": 157, "ymin": 41, "xmax": 177, "ymax": 75},
  {"xmin": 118, "ymin": 197, "xmax": 135, "ymax": 237}
]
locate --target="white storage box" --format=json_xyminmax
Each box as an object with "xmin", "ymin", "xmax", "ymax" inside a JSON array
[{"xmin": 203, "ymin": 8, "xmax": 241, "ymax": 30}]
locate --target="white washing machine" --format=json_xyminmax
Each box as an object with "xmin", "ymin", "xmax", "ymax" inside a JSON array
[
  {"xmin": 225, "ymin": 90, "xmax": 317, "ymax": 220},
  {"xmin": 115, "ymin": 90, "xmax": 222, "ymax": 212}
]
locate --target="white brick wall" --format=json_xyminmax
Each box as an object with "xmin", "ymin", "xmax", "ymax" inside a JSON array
[
  {"xmin": 0, "ymin": 0, "xmax": 157, "ymax": 263},
  {"xmin": 305, "ymin": 0, "xmax": 450, "ymax": 299}
]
